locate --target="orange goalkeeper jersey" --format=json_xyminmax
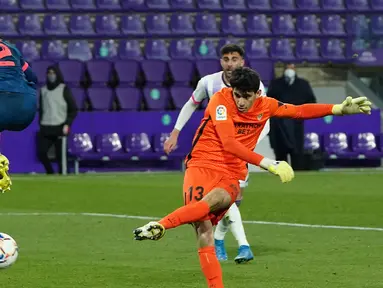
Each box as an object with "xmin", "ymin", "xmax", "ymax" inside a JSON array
[{"xmin": 185, "ymin": 87, "xmax": 333, "ymax": 181}]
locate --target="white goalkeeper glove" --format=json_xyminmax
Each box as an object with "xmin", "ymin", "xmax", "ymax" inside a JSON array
[
  {"xmin": 332, "ymin": 96, "xmax": 372, "ymax": 116},
  {"xmin": 260, "ymin": 158, "xmax": 294, "ymax": 183}
]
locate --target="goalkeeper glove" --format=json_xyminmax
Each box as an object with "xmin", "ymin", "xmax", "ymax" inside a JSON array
[
  {"xmin": 260, "ymin": 158, "xmax": 295, "ymax": 183},
  {"xmin": 0, "ymin": 154, "xmax": 11, "ymax": 193},
  {"xmin": 332, "ymin": 96, "xmax": 372, "ymax": 116}
]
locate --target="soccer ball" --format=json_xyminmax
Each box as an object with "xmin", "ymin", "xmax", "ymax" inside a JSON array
[{"xmin": 0, "ymin": 233, "xmax": 18, "ymax": 269}]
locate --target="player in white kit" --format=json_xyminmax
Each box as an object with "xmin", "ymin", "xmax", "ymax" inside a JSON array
[{"xmin": 164, "ymin": 44, "xmax": 270, "ymax": 263}]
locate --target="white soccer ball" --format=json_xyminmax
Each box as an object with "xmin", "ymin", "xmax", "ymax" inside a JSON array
[{"xmin": 0, "ymin": 233, "xmax": 18, "ymax": 269}]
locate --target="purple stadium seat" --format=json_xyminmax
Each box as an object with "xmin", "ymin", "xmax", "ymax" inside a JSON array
[
  {"xmin": 297, "ymin": 15, "xmax": 320, "ymax": 36},
  {"xmin": 43, "ymin": 15, "xmax": 69, "ymax": 36},
  {"xmin": 346, "ymin": 15, "xmax": 369, "ymax": 37},
  {"xmin": 121, "ymin": 0, "xmax": 145, "ymax": 9},
  {"xmin": 296, "ymin": 39, "xmax": 321, "ymax": 61},
  {"xmin": 68, "ymin": 40, "xmax": 92, "ymax": 62},
  {"xmin": 115, "ymin": 87, "xmax": 142, "ymax": 110},
  {"xmin": 170, "ymin": 14, "xmax": 194, "ymax": 35},
  {"xmin": 16, "ymin": 41, "xmax": 40, "ymax": 62},
  {"xmin": 195, "ymin": 14, "xmax": 219, "ymax": 36},
  {"xmin": 221, "ymin": 14, "xmax": 246, "ymax": 36},
  {"xmin": 1, "ymin": 0, "xmax": 20, "ymax": 11},
  {"xmin": 68, "ymin": 133, "xmax": 95, "ymax": 157},
  {"xmin": 119, "ymin": 40, "xmax": 143, "ymax": 60},
  {"xmin": 58, "ymin": 60, "xmax": 85, "ymax": 85},
  {"xmin": 196, "ymin": 59, "xmax": 220, "ymax": 76},
  {"xmin": 247, "ymin": 0, "xmax": 271, "ymax": 9},
  {"xmin": 114, "ymin": 60, "xmax": 140, "ymax": 86},
  {"xmin": 217, "ymin": 38, "xmax": 241, "ymax": 53},
  {"xmin": 141, "ymin": 60, "xmax": 168, "ymax": 85},
  {"xmin": 197, "ymin": 0, "xmax": 222, "ymax": 9},
  {"xmin": 169, "ymin": 60, "xmax": 194, "ymax": 84},
  {"xmin": 371, "ymin": 16, "xmax": 383, "ymax": 36},
  {"xmin": 41, "ymin": 40, "xmax": 66, "ymax": 60},
  {"xmin": 70, "ymin": 88, "xmax": 86, "ymax": 110},
  {"xmin": 272, "ymin": 14, "xmax": 296, "ymax": 36},
  {"xmin": 94, "ymin": 40, "xmax": 118, "ymax": 59},
  {"xmin": 31, "ymin": 60, "xmax": 54, "ymax": 84},
  {"xmin": 304, "ymin": 133, "xmax": 320, "ymax": 150},
  {"xmin": 96, "ymin": 0, "xmax": 121, "ymax": 9},
  {"xmin": 324, "ymin": 133, "xmax": 356, "ymax": 158},
  {"xmin": 321, "ymin": 39, "xmax": 345, "ymax": 61},
  {"xmin": 171, "ymin": 0, "xmax": 195, "ymax": 9},
  {"xmin": 270, "ymin": 39, "xmax": 295, "ymax": 61},
  {"xmin": 248, "ymin": 60, "xmax": 274, "ymax": 85},
  {"xmin": 70, "ymin": 0, "xmax": 96, "ymax": 9},
  {"xmin": 87, "ymin": 88, "xmax": 114, "ymax": 111},
  {"xmin": 170, "ymin": 86, "xmax": 193, "ymax": 109},
  {"xmin": 20, "ymin": 0, "xmax": 44, "ymax": 10},
  {"xmin": 143, "ymin": 87, "xmax": 170, "ymax": 110},
  {"xmin": 46, "ymin": 0, "xmax": 71, "ymax": 10},
  {"xmin": 352, "ymin": 133, "xmax": 382, "ymax": 158},
  {"xmin": 95, "ymin": 15, "xmax": 119, "ymax": 36},
  {"xmin": 222, "ymin": 0, "xmax": 246, "ymax": 10},
  {"xmin": 69, "ymin": 15, "xmax": 95, "ymax": 35},
  {"xmin": 146, "ymin": 14, "xmax": 170, "ymax": 35},
  {"xmin": 346, "ymin": 38, "xmax": 367, "ymax": 58},
  {"xmin": 121, "ymin": 15, "xmax": 145, "ymax": 36},
  {"xmin": 321, "ymin": 0, "xmax": 345, "ymax": 10},
  {"xmin": 95, "ymin": 133, "xmax": 124, "ymax": 157},
  {"xmin": 145, "ymin": 40, "xmax": 169, "ymax": 60},
  {"xmin": 18, "ymin": 15, "xmax": 43, "ymax": 36},
  {"xmin": 245, "ymin": 39, "xmax": 269, "ymax": 59},
  {"xmin": 296, "ymin": 0, "xmax": 320, "ymax": 10},
  {"xmin": 169, "ymin": 39, "xmax": 193, "ymax": 59},
  {"xmin": 272, "ymin": 0, "xmax": 296, "ymax": 10},
  {"xmin": 345, "ymin": 0, "xmax": 370, "ymax": 10},
  {"xmin": 371, "ymin": 0, "xmax": 383, "ymax": 10},
  {"xmin": 147, "ymin": 0, "xmax": 170, "ymax": 9},
  {"xmin": 0, "ymin": 15, "xmax": 17, "ymax": 36},
  {"xmin": 193, "ymin": 39, "xmax": 218, "ymax": 59},
  {"xmin": 246, "ymin": 14, "xmax": 271, "ymax": 35},
  {"xmin": 86, "ymin": 60, "xmax": 112, "ymax": 86},
  {"xmin": 321, "ymin": 15, "xmax": 345, "ymax": 36},
  {"xmin": 124, "ymin": 133, "xmax": 154, "ymax": 157}
]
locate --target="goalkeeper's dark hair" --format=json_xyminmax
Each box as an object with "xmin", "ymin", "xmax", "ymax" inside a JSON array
[
  {"xmin": 220, "ymin": 44, "xmax": 245, "ymax": 58},
  {"xmin": 229, "ymin": 67, "xmax": 261, "ymax": 94}
]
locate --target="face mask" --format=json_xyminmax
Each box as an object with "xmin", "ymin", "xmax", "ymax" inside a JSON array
[
  {"xmin": 48, "ymin": 74, "xmax": 56, "ymax": 83},
  {"xmin": 284, "ymin": 68, "xmax": 296, "ymax": 85}
]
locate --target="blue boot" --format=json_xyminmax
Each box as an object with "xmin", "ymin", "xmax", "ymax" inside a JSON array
[
  {"xmin": 234, "ymin": 245, "xmax": 254, "ymax": 264},
  {"xmin": 214, "ymin": 239, "xmax": 228, "ymax": 261}
]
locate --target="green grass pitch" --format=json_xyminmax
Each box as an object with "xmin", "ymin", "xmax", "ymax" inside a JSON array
[{"xmin": 0, "ymin": 171, "xmax": 382, "ymax": 288}]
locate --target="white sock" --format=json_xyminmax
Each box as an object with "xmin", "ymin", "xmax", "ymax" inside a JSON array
[
  {"xmin": 228, "ymin": 204, "xmax": 250, "ymax": 247},
  {"xmin": 214, "ymin": 215, "xmax": 230, "ymax": 241}
]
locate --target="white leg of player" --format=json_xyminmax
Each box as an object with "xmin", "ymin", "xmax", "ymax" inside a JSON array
[
  {"xmin": 228, "ymin": 203, "xmax": 249, "ymax": 247},
  {"xmin": 214, "ymin": 214, "xmax": 230, "ymax": 240},
  {"xmin": 61, "ymin": 136, "xmax": 67, "ymax": 175}
]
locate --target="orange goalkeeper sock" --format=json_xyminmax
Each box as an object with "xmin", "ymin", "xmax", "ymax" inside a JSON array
[
  {"xmin": 199, "ymin": 246, "xmax": 224, "ymax": 288},
  {"xmin": 158, "ymin": 201, "xmax": 210, "ymax": 229}
]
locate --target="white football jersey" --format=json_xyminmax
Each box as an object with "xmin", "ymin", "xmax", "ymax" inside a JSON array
[{"xmin": 190, "ymin": 71, "xmax": 270, "ymax": 144}]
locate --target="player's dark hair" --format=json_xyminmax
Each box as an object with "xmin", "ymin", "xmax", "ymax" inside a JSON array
[
  {"xmin": 229, "ymin": 67, "xmax": 261, "ymax": 93},
  {"xmin": 220, "ymin": 44, "xmax": 245, "ymax": 58}
]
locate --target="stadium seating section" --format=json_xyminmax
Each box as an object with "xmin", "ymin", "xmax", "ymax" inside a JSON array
[
  {"xmin": 4, "ymin": 0, "xmax": 383, "ymax": 167},
  {"xmin": 67, "ymin": 132, "xmax": 383, "ymax": 165}
]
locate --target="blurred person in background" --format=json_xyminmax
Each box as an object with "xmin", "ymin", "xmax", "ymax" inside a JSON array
[
  {"xmin": 267, "ymin": 63, "xmax": 317, "ymax": 171},
  {"xmin": 38, "ymin": 65, "xmax": 77, "ymax": 174}
]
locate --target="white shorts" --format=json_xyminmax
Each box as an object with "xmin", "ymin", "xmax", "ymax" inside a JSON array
[{"xmin": 238, "ymin": 171, "xmax": 249, "ymax": 188}]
